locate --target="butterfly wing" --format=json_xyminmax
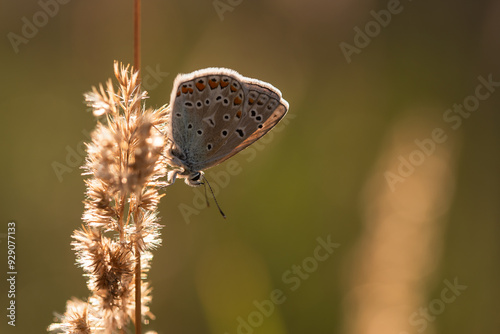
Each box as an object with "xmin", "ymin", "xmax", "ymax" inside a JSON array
[{"xmin": 168, "ymin": 68, "xmax": 288, "ymax": 172}]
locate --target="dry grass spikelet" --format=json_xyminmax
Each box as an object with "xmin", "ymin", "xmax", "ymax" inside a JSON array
[
  {"xmin": 48, "ymin": 298, "xmax": 102, "ymax": 333},
  {"xmin": 49, "ymin": 61, "xmax": 168, "ymax": 333}
]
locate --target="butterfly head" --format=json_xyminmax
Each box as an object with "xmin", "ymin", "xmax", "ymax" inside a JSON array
[
  {"xmin": 167, "ymin": 167, "xmax": 203, "ymax": 187},
  {"xmin": 186, "ymin": 171, "xmax": 203, "ymax": 186}
]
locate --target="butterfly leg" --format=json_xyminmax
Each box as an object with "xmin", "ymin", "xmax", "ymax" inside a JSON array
[
  {"xmin": 165, "ymin": 144, "xmax": 187, "ymax": 185},
  {"xmin": 167, "ymin": 170, "xmax": 179, "ymax": 185}
]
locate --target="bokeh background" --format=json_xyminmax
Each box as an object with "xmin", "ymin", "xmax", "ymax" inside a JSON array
[{"xmin": 1, "ymin": 0, "xmax": 499, "ymax": 333}]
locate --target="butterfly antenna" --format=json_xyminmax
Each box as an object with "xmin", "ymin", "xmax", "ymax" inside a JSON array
[
  {"xmin": 202, "ymin": 175, "xmax": 226, "ymax": 219},
  {"xmin": 202, "ymin": 181, "xmax": 210, "ymax": 208}
]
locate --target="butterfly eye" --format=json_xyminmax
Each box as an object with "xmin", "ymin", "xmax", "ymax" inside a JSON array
[{"xmin": 190, "ymin": 172, "xmax": 201, "ymax": 182}]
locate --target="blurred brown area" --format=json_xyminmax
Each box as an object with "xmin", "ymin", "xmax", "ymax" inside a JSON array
[{"xmin": 0, "ymin": 0, "xmax": 499, "ymax": 333}]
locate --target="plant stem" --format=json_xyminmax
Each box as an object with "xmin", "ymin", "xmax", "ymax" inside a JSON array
[
  {"xmin": 134, "ymin": 0, "xmax": 141, "ymax": 78},
  {"xmin": 134, "ymin": 1, "xmax": 142, "ymax": 333},
  {"xmin": 135, "ymin": 239, "xmax": 141, "ymax": 334}
]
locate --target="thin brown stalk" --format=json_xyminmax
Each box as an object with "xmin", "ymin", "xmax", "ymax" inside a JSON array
[
  {"xmin": 135, "ymin": 215, "xmax": 142, "ymax": 334},
  {"xmin": 134, "ymin": 0, "xmax": 141, "ymax": 79},
  {"xmin": 133, "ymin": 0, "xmax": 142, "ymax": 333}
]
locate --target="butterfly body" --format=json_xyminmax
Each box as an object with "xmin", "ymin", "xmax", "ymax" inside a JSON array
[{"xmin": 166, "ymin": 67, "xmax": 288, "ymax": 186}]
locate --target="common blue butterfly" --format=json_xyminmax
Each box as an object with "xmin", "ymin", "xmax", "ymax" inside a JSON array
[{"xmin": 166, "ymin": 68, "xmax": 289, "ymax": 187}]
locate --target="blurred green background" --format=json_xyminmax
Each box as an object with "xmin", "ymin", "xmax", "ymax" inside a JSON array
[{"xmin": 1, "ymin": 0, "xmax": 499, "ymax": 333}]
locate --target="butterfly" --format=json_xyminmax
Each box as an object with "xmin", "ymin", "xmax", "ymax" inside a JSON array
[{"xmin": 166, "ymin": 67, "xmax": 289, "ymax": 187}]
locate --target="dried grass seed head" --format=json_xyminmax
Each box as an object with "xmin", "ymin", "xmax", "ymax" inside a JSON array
[{"xmin": 47, "ymin": 298, "xmax": 101, "ymax": 334}]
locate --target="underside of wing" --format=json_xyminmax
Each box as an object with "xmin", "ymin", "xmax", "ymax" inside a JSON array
[
  {"xmin": 203, "ymin": 82, "xmax": 289, "ymax": 168},
  {"xmin": 168, "ymin": 68, "xmax": 289, "ymax": 172}
]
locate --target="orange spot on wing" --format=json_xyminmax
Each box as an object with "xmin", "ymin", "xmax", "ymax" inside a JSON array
[
  {"xmin": 220, "ymin": 80, "xmax": 229, "ymax": 88},
  {"xmin": 236, "ymin": 110, "xmax": 242, "ymax": 118},
  {"xmin": 188, "ymin": 88, "xmax": 194, "ymax": 93},
  {"xmin": 209, "ymin": 80, "xmax": 218, "ymax": 89},
  {"xmin": 181, "ymin": 87, "xmax": 188, "ymax": 94},
  {"xmin": 248, "ymin": 98, "xmax": 255, "ymax": 104},
  {"xmin": 176, "ymin": 90, "xmax": 181, "ymax": 97},
  {"xmin": 234, "ymin": 96, "xmax": 242, "ymax": 105},
  {"xmin": 196, "ymin": 82, "xmax": 206, "ymax": 91},
  {"xmin": 230, "ymin": 85, "xmax": 237, "ymax": 92}
]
